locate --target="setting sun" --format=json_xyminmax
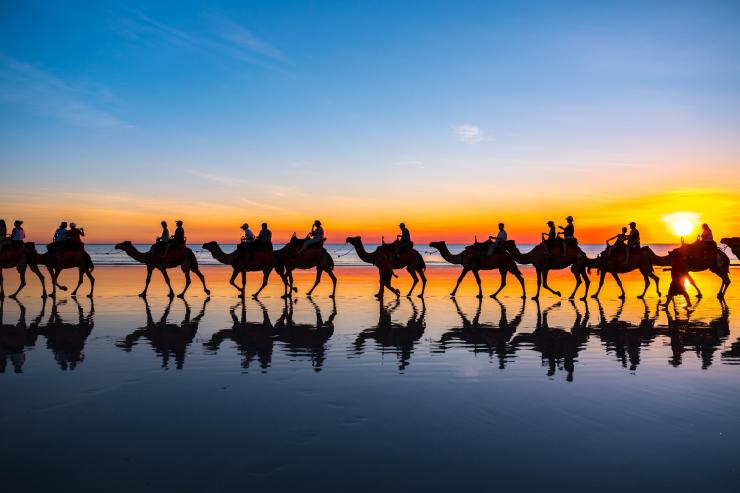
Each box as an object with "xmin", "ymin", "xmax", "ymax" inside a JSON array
[
  {"xmin": 673, "ymin": 219, "xmax": 695, "ymax": 237},
  {"xmin": 662, "ymin": 212, "xmax": 700, "ymax": 239}
]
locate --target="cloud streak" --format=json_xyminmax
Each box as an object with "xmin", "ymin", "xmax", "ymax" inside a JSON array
[
  {"xmin": 0, "ymin": 54, "xmax": 132, "ymax": 129},
  {"xmin": 453, "ymin": 124, "xmax": 488, "ymax": 144}
]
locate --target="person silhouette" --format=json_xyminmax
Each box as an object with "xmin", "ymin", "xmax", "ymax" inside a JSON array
[
  {"xmin": 625, "ymin": 222, "xmax": 640, "ymax": 265},
  {"xmin": 487, "ymin": 222, "xmax": 507, "ymax": 256},
  {"xmin": 299, "ymin": 220, "xmax": 324, "ymax": 253}
]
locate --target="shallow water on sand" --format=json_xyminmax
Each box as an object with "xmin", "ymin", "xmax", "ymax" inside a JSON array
[{"xmin": 2, "ymin": 265, "xmax": 740, "ymax": 492}]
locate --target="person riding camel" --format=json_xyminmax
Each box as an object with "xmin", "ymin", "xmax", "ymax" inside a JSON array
[
  {"xmin": 299, "ymin": 220, "xmax": 324, "ymax": 253},
  {"xmin": 395, "ymin": 222, "xmax": 411, "ymax": 258},
  {"xmin": 238, "ymin": 223, "xmax": 255, "ymax": 252},
  {"xmin": 487, "ymin": 222, "xmax": 507, "ymax": 256},
  {"xmin": 164, "ymin": 220, "xmax": 185, "ymax": 256},
  {"xmin": 606, "ymin": 227, "xmax": 627, "ymax": 257},
  {"xmin": 697, "ymin": 223, "xmax": 716, "ymax": 259},
  {"xmin": 54, "ymin": 222, "xmax": 69, "ymax": 243},
  {"xmin": 67, "ymin": 223, "xmax": 85, "ymax": 247},
  {"xmin": 541, "ymin": 220, "xmax": 557, "ymax": 255},
  {"xmin": 10, "ymin": 220, "xmax": 25, "ymax": 246},
  {"xmin": 558, "ymin": 216, "xmax": 576, "ymax": 257},
  {"xmin": 625, "ymin": 222, "xmax": 640, "ymax": 265},
  {"xmin": 0, "ymin": 219, "xmax": 7, "ymax": 255},
  {"xmin": 157, "ymin": 221, "xmax": 170, "ymax": 245}
]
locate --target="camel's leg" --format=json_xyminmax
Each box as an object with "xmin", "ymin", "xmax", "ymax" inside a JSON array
[
  {"xmin": 290, "ymin": 270, "xmax": 297, "ymax": 293},
  {"xmin": 85, "ymin": 268, "xmax": 95, "ymax": 298},
  {"xmin": 649, "ymin": 271, "xmax": 661, "ymax": 297},
  {"xmin": 229, "ymin": 269, "xmax": 243, "ymax": 295},
  {"xmin": 159, "ymin": 267, "xmax": 175, "ymax": 298},
  {"xmin": 178, "ymin": 266, "xmax": 192, "ymax": 298},
  {"xmin": 49, "ymin": 268, "xmax": 60, "ymax": 298},
  {"xmin": 542, "ymin": 269, "xmax": 561, "ymax": 297},
  {"xmin": 253, "ymin": 270, "xmax": 271, "ymax": 298},
  {"xmin": 532, "ymin": 269, "xmax": 542, "ymax": 301},
  {"xmin": 470, "ymin": 269, "xmax": 482, "ymax": 299},
  {"xmin": 306, "ymin": 268, "xmax": 323, "ymax": 297},
  {"xmin": 592, "ymin": 271, "xmax": 606, "ymax": 299},
  {"xmin": 451, "ymin": 268, "xmax": 469, "ymax": 297},
  {"xmin": 720, "ymin": 273, "xmax": 731, "ymax": 298},
  {"xmin": 385, "ymin": 276, "xmax": 400, "ymax": 298},
  {"xmin": 611, "ymin": 272, "xmax": 625, "ymax": 299},
  {"xmin": 10, "ymin": 266, "xmax": 26, "ymax": 299},
  {"xmin": 140, "ymin": 266, "xmax": 154, "ymax": 297},
  {"xmin": 33, "ymin": 265, "xmax": 47, "ymax": 298},
  {"xmin": 417, "ymin": 268, "xmax": 427, "ymax": 298},
  {"xmin": 0, "ymin": 268, "xmax": 4, "ymax": 298},
  {"xmin": 491, "ymin": 269, "xmax": 507, "ymax": 299},
  {"xmin": 686, "ymin": 273, "xmax": 701, "ymax": 298},
  {"xmin": 406, "ymin": 266, "xmax": 418, "ymax": 297},
  {"xmin": 581, "ymin": 270, "xmax": 591, "ymax": 300},
  {"xmin": 568, "ymin": 268, "xmax": 582, "ymax": 300},
  {"xmin": 71, "ymin": 267, "xmax": 84, "ymax": 297},
  {"xmin": 638, "ymin": 271, "xmax": 650, "ymax": 299},
  {"xmin": 192, "ymin": 266, "xmax": 209, "ymax": 295},
  {"xmin": 513, "ymin": 270, "xmax": 526, "ymax": 299},
  {"xmin": 327, "ymin": 269, "xmax": 337, "ymax": 298}
]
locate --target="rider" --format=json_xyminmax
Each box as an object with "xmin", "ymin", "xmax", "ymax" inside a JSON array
[
  {"xmin": 625, "ymin": 221, "xmax": 640, "ymax": 265},
  {"xmin": 395, "ymin": 222, "xmax": 411, "ymax": 258},
  {"xmin": 558, "ymin": 216, "xmax": 575, "ymax": 257},
  {"xmin": 699, "ymin": 223, "xmax": 714, "ymax": 242},
  {"xmin": 606, "ymin": 227, "xmax": 627, "ymax": 257},
  {"xmin": 487, "ymin": 222, "xmax": 507, "ymax": 256},
  {"xmin": 0, "ymin": 219, "xmax": 6, "ymax": 255},
  {"xmin": 257, "ymin": 223, "xmax": 272, "ymax": 244},
  {"xmin": 541, "ymin": 220, "xmax": 557, "ymax": 254},
  {"xmin": 241, "ymin": 223, "xmax": 255, "ymax": 243},
  {"xmin": 172, "ymin": 220, "xmax": 185, "ymax": 245},
  {"xmin": 67, "ymin": 222, "xmax": 85, "ymax": 247},
  {"xmin": 53, "ymin": 222, "xmax": 69, "ymax": 243},
  {"xmin": 299, "ymin": 220, "xmax": 324, "ymax": 253},
  {"xmin": 158, "ymin": 221, "xmax": 170, "ymax": 245},
  {"xmin": 10, "ymin": 220, "xmax": 25, "ymax": 246}
]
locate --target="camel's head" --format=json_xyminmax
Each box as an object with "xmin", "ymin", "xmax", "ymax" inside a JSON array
[
  {"xmin": 202, "ymin": 241, "xmax": 217, "ymax": 250},
  {"xmin": 114, "ymin": 241, "xmax": 132, "ymax": 250},
  {"xmin": 346, "ymin": 236, "xmax": 361, "ymax": 245},
  {"xmin": 720, "ymin": 237, "xmax": 740, "ymax": 248},
  {"xmin": 429, "ymin": 241, "xmax": 445, "ymax": 250}
]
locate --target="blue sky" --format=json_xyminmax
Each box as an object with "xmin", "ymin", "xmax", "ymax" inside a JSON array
[{"xmin": 1, "ymin": 0, "xmax": 739, "ymax": 241}]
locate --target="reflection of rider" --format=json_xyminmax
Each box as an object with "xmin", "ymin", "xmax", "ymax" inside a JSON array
[
  {"xmin": 625, "ymin": 222, "xmax": 640, "ymax": 265},
  {"xmin": 299, "ymin": 220, "xmax": 324, "ymax": 253},
  {"xmin": 487, "ymin": 222, "xmax": 507, "ymax": 256},
  {"xmin": 558, "ymin": 216, "xmax": 575, "ymax": 257},
  {"xmin": 395, "ymin": 222, "xmax": 411, "ymax": 258},
  {"xmin": 606, "ymin": 227, "xmax": 627, "ymax": 257}
]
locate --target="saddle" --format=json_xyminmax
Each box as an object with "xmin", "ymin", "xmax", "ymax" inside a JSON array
[
  {"xmin": 465, "ymin": 240, "xmax": 492, "ymax": 252},
  {"xmin": 47, "ymin": 242, "xmax": 84, "ymax": 254},
  {"xmin": 380, "ymin": 240, "xmax": 414, "ymax": 253}
]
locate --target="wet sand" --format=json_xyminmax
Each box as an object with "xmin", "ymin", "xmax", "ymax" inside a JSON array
[{"xmin": 2, "ymin": 265, "xmax": 740, "ymax": 492}]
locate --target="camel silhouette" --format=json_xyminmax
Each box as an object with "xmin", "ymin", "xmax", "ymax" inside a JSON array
[
  {"xmin": 662, "ymin": 298, "xmax": 730, "ymax": 369},
  {"xmin": 586, "ymin": 246, "xmax": 661, "ymax": 299},
  {"xmin": 115, "ymin": 241, "xmax": 209, "ymax": 298},
  {"xmin": 351, "ymin": 298, "xmax": 426, "ymax": 372},
  {"xmin": 0, "ymin": 242, "xmax": 46, "ymax": 299},
  {"xmin": 345, "ymin": 236, "xmax": 427, "ymax": 299},
  {"xmin": 646, "ymin": 243, "xmax": 731, "ymax": 299},
  {"xmin": 202, "ymin": 241, "xmax": 283, "ymax": 298},
  {"xmin": 30, "ymin": 244, "xmax": 95, "ymax": 298},
  {"xmin": 276, "ymin": 235, "xmax": 337, "ymax": 298},
  {"xmin": 592, "ymin": 298, "xmax": 660, "ymax": 372},
  {"xmin": 503, "ymin": 241, "xmax": 590, "ymax": 301},
  {"xmin": 273, "ymin": 297, "xmax": 336, "ymax": 372},
  {"xmin": 430, "ymin": 240, "xmax": 525, "ymax": 298},
  {"xmin": 0, "ymin": 298, "xmax": 39, "ymax": 373},
  {"xmin": 436, "ymin": 297, "xmax": 525, "ymax": 369},
  {"xmin": 720, "ymin": 237, "xmax": 740, "ymax": 261},
  {"xmin": 116, "ymin": 297, "xmax": 209, "ymax": 370}
]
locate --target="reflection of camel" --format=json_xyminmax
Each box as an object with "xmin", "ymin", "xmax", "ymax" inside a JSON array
[
  {"xmin": 115, "ymin": 241, "xmax": 210, "ymax": 298},
  {"xmin": 437, "ymin": 298, "xmax": 524, "ymax": 369},
  {"xmin": 276, "ymin": 236, "xmax": 337, "ymax": 298},
  {"xmin": 0, "ymin": 242, "xmax": 46, "ymax": 299},
  {"xmin": 116, "ymin": 297, "xmax": 209, "ymax": 370},
  {"xmin": 593, "ymin": 298, "xmax": 659, "ymax": 372},
  {"xmin": 0, "ymin": 298, "xmax": 41, "ymax": 373},
  {"xmin": 32, "ymin": 244, "xmax": 94, "ymax": 298},
  {"xmin": 202, "ymin": 241, "xmax": 284, "ymax": 298},
  {"xmin": 346, "ymin": 236, "xmax": 427, "ymax": 299},
  {"xmin": 204, "ymin": 298, "xmax": 337, "ymax": 372},
  {"xmin": 429, "ymin": 241, "xmax": 525, "ymax": 299},
  {"xmin": 662, "ymin": 299, "xmax": 730, "ymax": 369},
  {"xmin": 511, "ymin": 300, "xmax": 590, "ymax": 381},
  {"xmin": 274, "ymin": 298, "xmax": 336, "ymax": 372},
  {"xmin": 503, "ymin": 242, "xmax": 590, "ymax": 301},
  {"xmin": 26, "ymin": 297, "xmax": 95, "ymax": 371},
  {"xmin": 648, "ymin": 244, "xmax": 730, "ymax": 299},
  {"xmin": 352, "ymin": 298, "xmax": 426, "ymax": 371},
  {"xmin": 586, "ymin": 246, "xmax": 661, "ymax": 299}
]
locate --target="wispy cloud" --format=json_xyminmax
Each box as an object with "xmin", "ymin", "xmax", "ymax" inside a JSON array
[
  {"xmin": 453, "ymin": 124, "xmax": 489, "ymax": 144},
  {"xmin": 118, "ymin": 8, "xmax": 285, "ymax": 69},
  {"xmin": 186, "ymin": 169, "xmax": 302, "ymax": 198},
  {"xmin": 0, "ymin": 54, "xmax": 132, "ymax": 129}
]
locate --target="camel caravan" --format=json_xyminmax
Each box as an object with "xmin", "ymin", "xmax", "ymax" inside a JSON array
[{"xmin": 1, "ymin": 216, "xmax": 737, "ymax": 306}]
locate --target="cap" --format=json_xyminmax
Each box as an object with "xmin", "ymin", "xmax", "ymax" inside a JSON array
[{"xmin": 566, "ymin": 215, "xmax": 573, "ymax": 221}]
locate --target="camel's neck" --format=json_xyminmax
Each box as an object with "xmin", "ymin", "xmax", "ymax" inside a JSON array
[
  {"xmin": 436, "ymin": 243, "xmax": 462, "ymax": 265},
  {"xmin": 350, "ymin": 240, "xmax": 375, "ymax": 264},
  {"xmin": 206, "ymin": 244, "xmax": 233, "ymax": 265},
  {"xmin": 646, "ymin": 247, "xmax": 670, "ymax": 266},
  {"xmin": 122, "ymin": 245, "xmax": 149, "ymax": 264},
  {"xmin": 511, "ymin": 247, "xmax": 533, "ymax": 264}
]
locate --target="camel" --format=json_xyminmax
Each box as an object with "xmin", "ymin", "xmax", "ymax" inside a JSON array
[
  {"xmin": 429, "ymin": 240, "xmax": 525, "ymax": 298},
  {"xmin": 115, "ymin": 241, "xmax": 209, "ymax": 298},
  {"xmin": 720, "ymin": 237, "xmax": 740, "ymax": 261},
  {"xmin": 0, "ymin": 242, "xmax": 46, "ymax": 299},
  {"xmin": 436, "ymin": 297, "xmax": 524, "ymax": 369},
  {"xmin": 345, "ymin": 236, "xmax": 427, "ymax": 299},
  {"xmin": 27, "ymin": 297, "xmax": 95, "ymax": 371},
  {"xmin": 274, "ymin": 297, "xmax": 336, "ymax": 372},
  {"xmin": 116, "ymin": 297, "xmax": 209, "ymax": 370},
  {"xmin": 646, "ymin": 242, "xmax": 730, "ymax": 299},
  {"xmin": 662, "ymin": 298, "xmax": 729, "ymax": 369},
  {"xmin": 32, "ymin": 244, "xmax": 95, "ymax": 298},
  {"xmin": 202, "ymin": 241, "xmax": 283, "ymax": 298},
  {"xmin": 586, "ymin": 245, "xmax": 661, "ymax": 299},
  {"xmin": 204, "ymin": 300, "xmax": 275, "ymax": 371},
  {"xmin": 351, "ymin": 298, "xmax": 426, "ymax": 372},
  {"xmin": 276, "ymin": 235, "xmax": 337, "ymax": 298},
  {"xmin": 503, "ymin": 241, "xmax": 590, "ymax": 300}
]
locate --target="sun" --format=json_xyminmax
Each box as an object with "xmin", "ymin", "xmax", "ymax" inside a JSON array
[{"xmin": 672, "ymin": 219, "xmax": 695, "ymax": 237}]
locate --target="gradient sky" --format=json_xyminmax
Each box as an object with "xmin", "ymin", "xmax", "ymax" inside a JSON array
[{"xmin": 1, "ymin": 0, "xmax": 739, "ymax": 243}]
